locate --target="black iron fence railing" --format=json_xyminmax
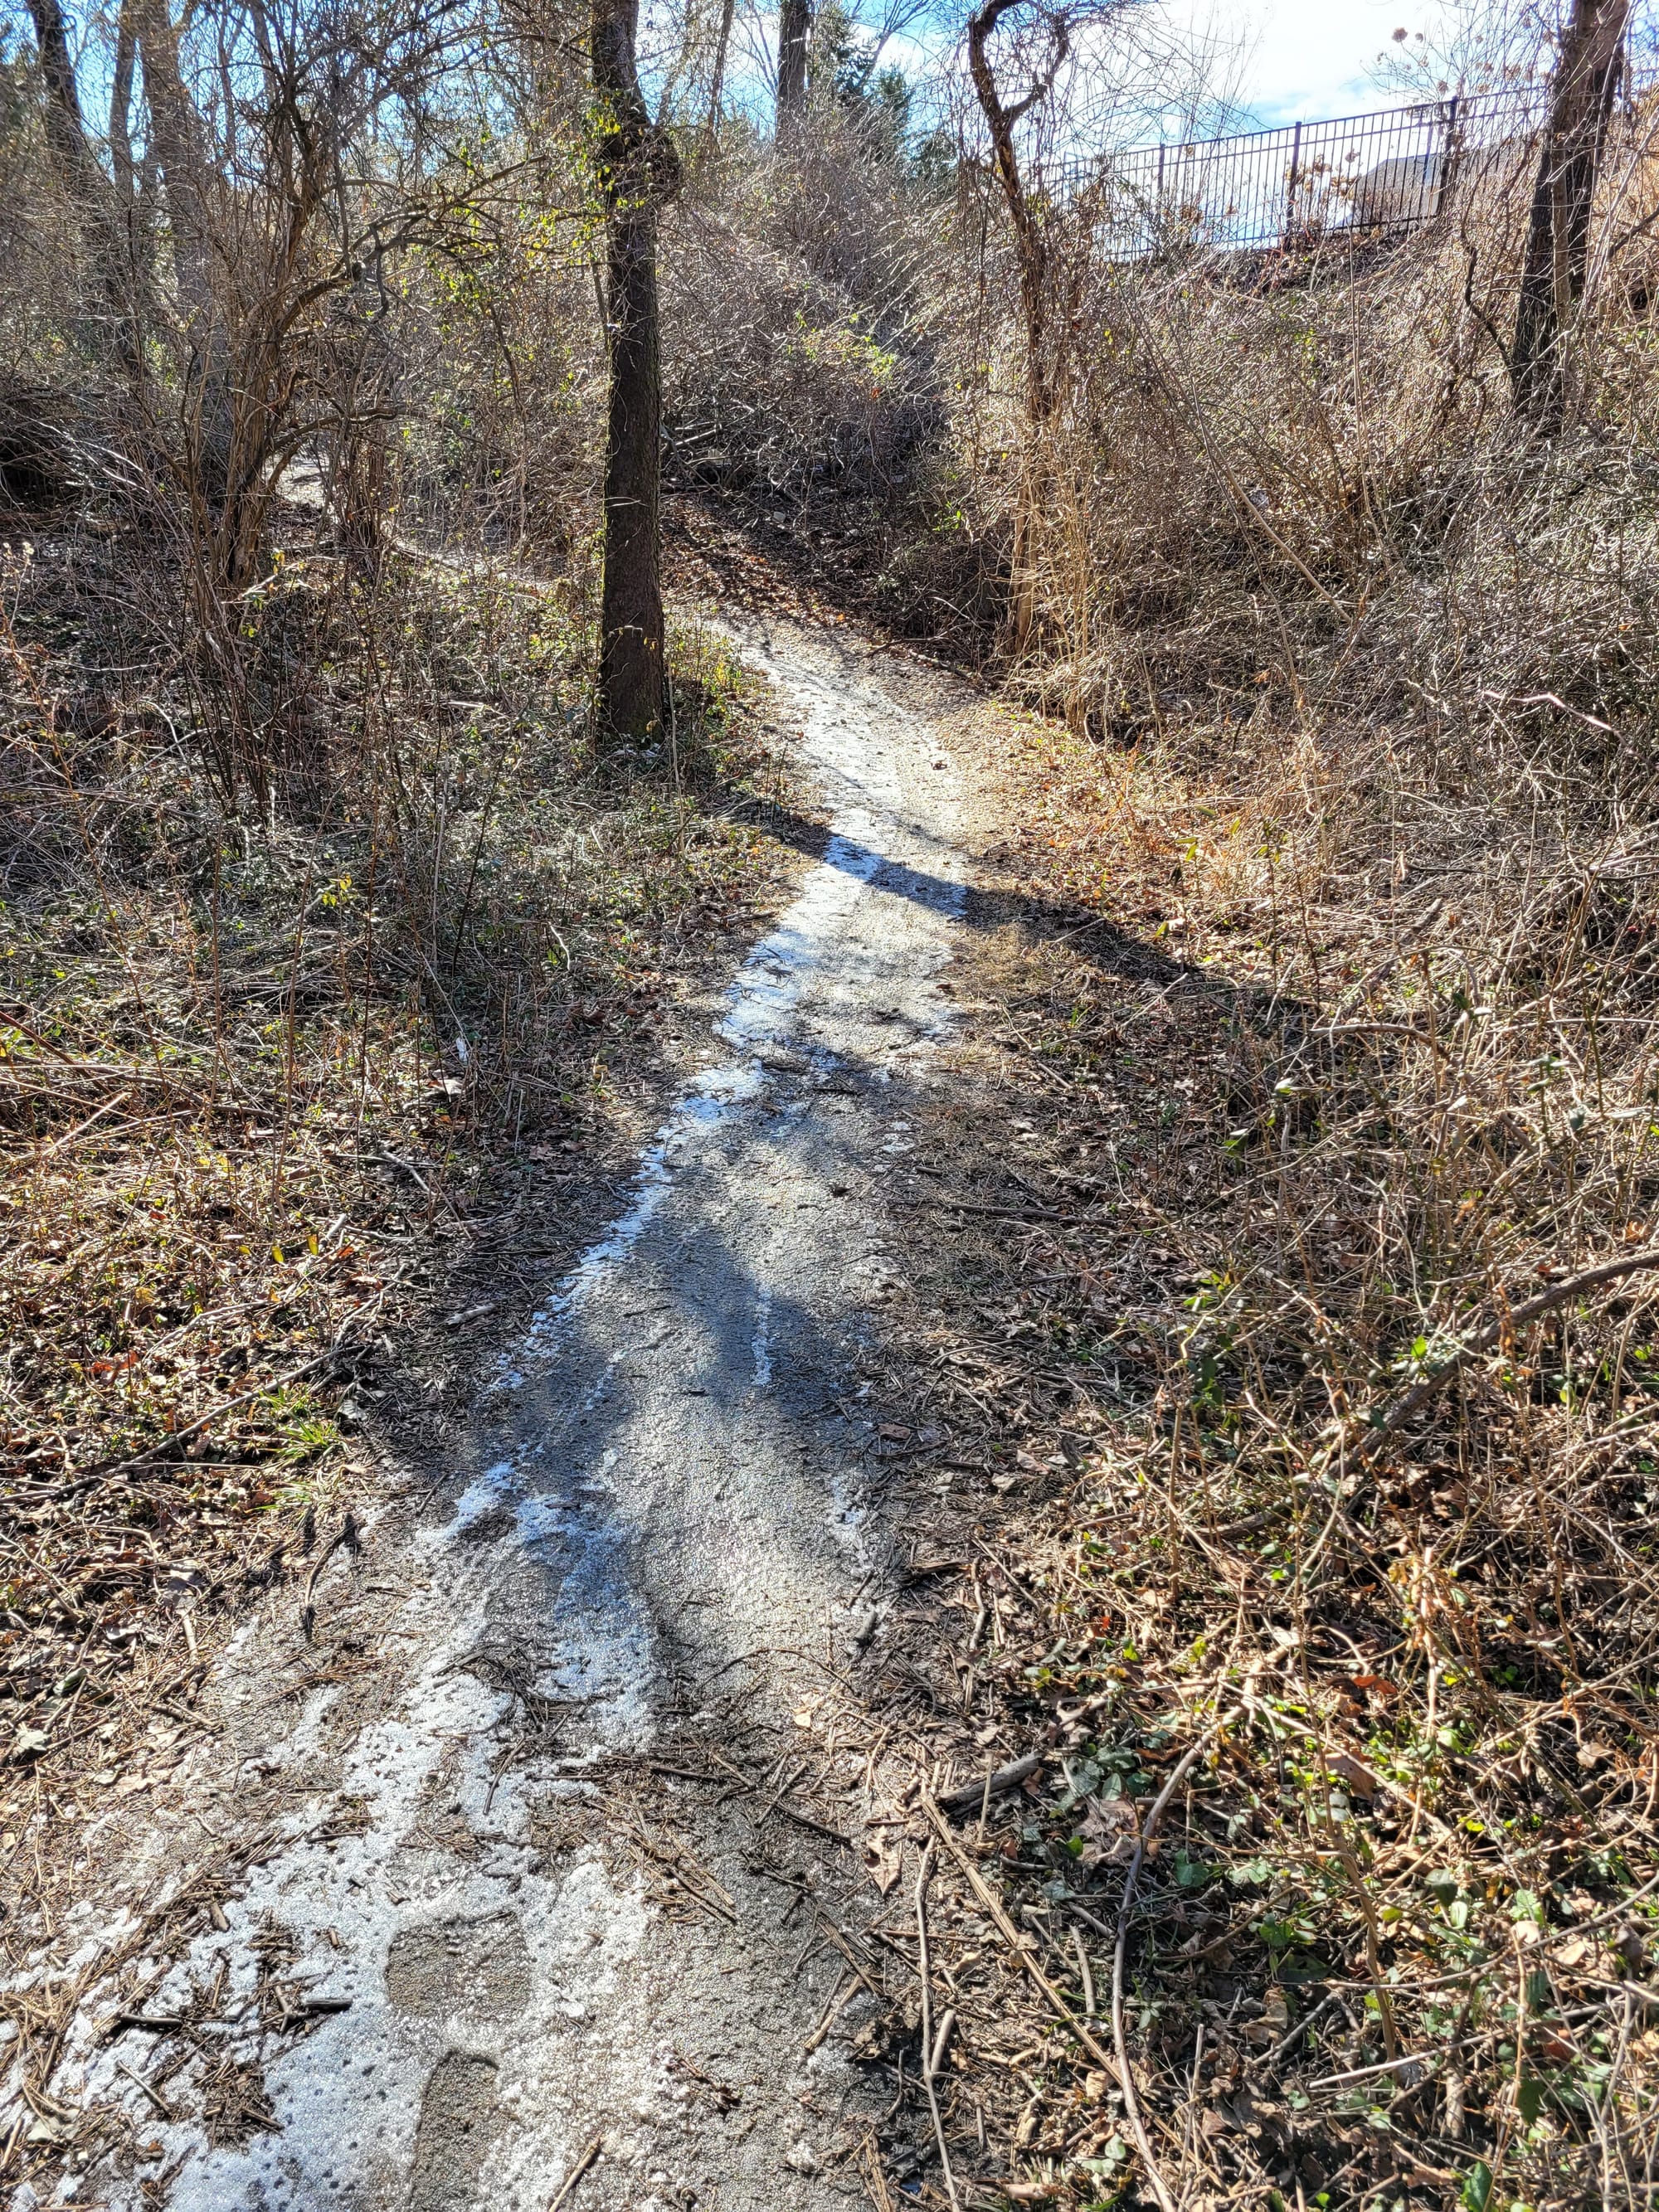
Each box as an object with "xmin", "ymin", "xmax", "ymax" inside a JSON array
[{"xmin": 1041, "ymin": 79, "xmax": 1649, "ymax": 256}]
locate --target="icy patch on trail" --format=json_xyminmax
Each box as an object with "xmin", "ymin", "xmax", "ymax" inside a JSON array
[
  {"xmin": 513, "ymin": 1064, "xmax": 763, "ymax": 1369},
  {"xmin": 51, "ymin": 1564, "xmax": 657, "ymax": 2212},
  {"xmin": 416, "ymin": 1456, "xmax": 656, "ymax": 1743},
  {"xmin": 484, "ymin": 634, "xmax": 967, "ymax": 1412}
]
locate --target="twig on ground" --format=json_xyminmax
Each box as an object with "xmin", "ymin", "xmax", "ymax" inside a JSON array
[
  {"xmin": 937, "ymin": 1749, "xmax": 1044, "ymax": 1815},
  {"xmin": 1359, "ymin": 1247, "xmax": 1659, "ymax": 1456},
  {"xmin": 546, "ymin": 2133, "xmax": 602, "ymax": 2210},
  {"xmin": 299, "ymin": 1510, "xmax": 362, "ymax": 1641},
  {"xmin": 913, "ymin": 1842, "xmax": 961, "ymax": 2212}
]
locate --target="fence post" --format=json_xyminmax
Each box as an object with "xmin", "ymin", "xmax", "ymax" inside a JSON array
[
  {"xmin": 1284, "ymin": 119, "xmax": 1303, "ymax": 243},
  {"xmin": 1433, "ymin": 93, "xmax": 1461, "ymax": 217}
]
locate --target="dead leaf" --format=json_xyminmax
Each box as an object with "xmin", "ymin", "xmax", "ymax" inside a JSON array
[
  {"xmin": 1352, "ymin": 1674, "xmax": 1400, "ymax": 1699},
  {"xmin": 1326, "ymin": 1752, "xmax": 1379, "ymax": 1800},
  {"xmin": 861, "ymin": 1835, "xmax": 904, "ymax": 1895},
  {"xmin": 1081, "ymin": 1794, "xmax": 1137, "ymax": 1837},
  {"xmin": 1078, "ymin": 1792, "xmax": 1139, "ymax": 1866}
]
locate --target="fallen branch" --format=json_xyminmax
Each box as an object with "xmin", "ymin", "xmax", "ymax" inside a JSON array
[
  {"xmin": 1360, "ymin": 1245, "xmax": 1659, "ymax": 1456},
  {"xmin": 913, "ymin": 1844, "xmax": 961, "ymax": 2212},
  {"xmin": 547, "ymin": 2133, "xmax": 602, "ymax": 2210},
  {"xmin": 299, "ymin": 1510, "xmax": 362, "ymax": 1641},
  {"xmin": 1310, "ymin": 2049, "xmax": 1438, "ymax": 2091},
  {"xmin": 937, "ymin": 1749, "xmax": 1044, "ymax": 1816}
]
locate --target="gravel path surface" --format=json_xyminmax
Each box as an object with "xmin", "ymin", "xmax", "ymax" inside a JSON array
[{"xmin": 20, "ymin": 615, "xmax": 974, "ymax": 2212}]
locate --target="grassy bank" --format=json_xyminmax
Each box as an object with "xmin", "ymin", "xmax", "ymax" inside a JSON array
[{"xmin": 859, "ymin": 678, "xmax": 1659, "ymax": 2212}]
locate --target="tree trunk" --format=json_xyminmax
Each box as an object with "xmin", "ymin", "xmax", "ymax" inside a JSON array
[
  {"xmin": 24, "ymin": 0, "xmax": 143, "ymax": 369},
  {"xmin": 109, "ymin": 0, "xmax": 139, "ymax": 205},
  {"xmin": 591, "ymin": 0, "xmax": 678, "ymax": 743},
  {"xmin": 598, "ymin": 201, "xmax": 665, "ymax": 740},
  {"xmin": 1511, "ymin": 0, "xmax": 1631, "ymax": 429},
  {"xmin": 706, "ymin": 0, "xmax": 736, "ymax": 145},
  {"xmin": 776, "ymin": 0, "xmax": 810, "ymax": 125},
  {"xmin": 133, "ymin": 0, "xmax": 216, "ymax": 333},
  {"xmin": 966, "ymin": 0, "xmax": 1068, "ymax": 653},
  {"xmin": 134, "ymin": 0, "xmax": 241, "ymax": 534},
  {"xmin": 24, "ymin": 0, "xmax": 98, "ymax": 193}
]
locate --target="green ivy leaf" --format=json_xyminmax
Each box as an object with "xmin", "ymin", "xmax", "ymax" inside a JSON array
[{"xmin": 1461, "ymin": 2160, "xmax": 1494, "ymax": 2212}]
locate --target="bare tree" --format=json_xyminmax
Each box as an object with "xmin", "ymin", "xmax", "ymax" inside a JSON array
[
  {"xmin": 23, "ymin": 0, "xmax": 98, "ymax": 194},
  {"xmin": 592, "ymin": 0, "xmax": 680, "ymax": 740},
  {"xmin": 21, "ymin": 0, "xmax": 144, "ymax": 365},
  {"xmin": 966, "ymin": 0, "xmax": 1070, "ymax": 430},
  {"xmin": 132, "ymin": 0, "xmax": 216, "ymax": 332},
  {"xmin": 705, "ymin": 0, "xmax": 737, "ymax": 139},
  {"xmin": 964, "ymin": 0, "xmax": 1121, "ymax": 649},
  {"xmin": 1511, "ymin": 0, "xmax": 1632, "ymax": 427}
]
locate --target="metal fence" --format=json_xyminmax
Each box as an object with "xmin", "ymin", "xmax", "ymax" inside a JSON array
[{"xmin": 1048, "ymin": 83, "xmax": 1558, "ymax": 257}]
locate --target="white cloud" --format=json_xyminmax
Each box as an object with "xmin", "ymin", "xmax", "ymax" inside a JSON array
[{"xmin": 1161, "ymin": 0, "xmax": 1437, "ymax": 128}]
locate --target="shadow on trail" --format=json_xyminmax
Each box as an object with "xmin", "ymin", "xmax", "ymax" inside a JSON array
[
  {"xmin": 734, "ymin": 797, "xmax": 1318, "ymax": 1043},
  {"xmin": 433, "ymin": 1082, "xmax": 923, "ymax": 1738}
]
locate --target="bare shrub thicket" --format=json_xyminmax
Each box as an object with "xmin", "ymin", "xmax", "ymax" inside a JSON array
[{"xmin": 662, "ymin": 114, "xmax": 951, "ymax": 511}]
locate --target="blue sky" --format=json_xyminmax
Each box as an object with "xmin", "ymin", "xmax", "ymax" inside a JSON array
[{"xmin": 870, "ymin": 0, "xmax": 1462, "ymax": 147}]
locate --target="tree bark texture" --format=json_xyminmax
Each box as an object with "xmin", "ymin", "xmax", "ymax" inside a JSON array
[
  {"xmin": 133, "ymin": 0, "xmax": 214, "ymax": 323},
  {"xmin": 591, "ymin": 0, "xmax": 678, "ymax": 741},
  {"xmin": 706, "ymin": 0, "xmax": 736, "ymax": 143},
  {"xmin": 24, "ymin": 0, "xmax": 99, "ymax": 192},
  {"xmin": 1511, "ymin": 0, "xmax": 1631, "ymax": 428},
  {"xmin": 599, "ymin": 201, "xmax": 665, "ymax": 739},
  {"xmin": 776, "ymin": 0, "xmax": 810, "ymax": 124},
  {"xmin": 109, "ymin": 0, "xmax": 139, "ymax": 203}
]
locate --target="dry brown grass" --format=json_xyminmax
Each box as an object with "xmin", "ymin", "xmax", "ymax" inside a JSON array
[
  {"xmin": 754, "ymin": 109, "xmax": 1659, "ymax": 2212},
  {"xmin": 837, "ymin": 568, "xmax": 1659, "ymax": 2207}
]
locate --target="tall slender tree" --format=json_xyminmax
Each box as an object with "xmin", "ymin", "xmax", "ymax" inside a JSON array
[
  {"xmin": 23, "ymin": 0, "xmax": 99, "ymax": 192},
  {"xmin": 964, "ymin": 0, "xmax": 1082, "ymax": 652},
  {"xmin": 706, "ymin": 0, "xmax": 737, "ymax": 143},
  {"xmin": 22, "ymin": 0, "xmax": 144, "ymax": 367},
  {"xmin": 777, "ymin": 0, "xmax": 811, "ymax": 124},
  {"xmin": 591, "ymin": 0, "xmax": 679, "ymax": 741},
  {"xmin": 1511, "ymin": 0, "xmax": 1632, "ymax": 428}
]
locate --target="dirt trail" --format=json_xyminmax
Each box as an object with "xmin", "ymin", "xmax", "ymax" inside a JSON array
[{"xmin": 12, "ymin": 615, "xmax": 975, "ymax": 2211}]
